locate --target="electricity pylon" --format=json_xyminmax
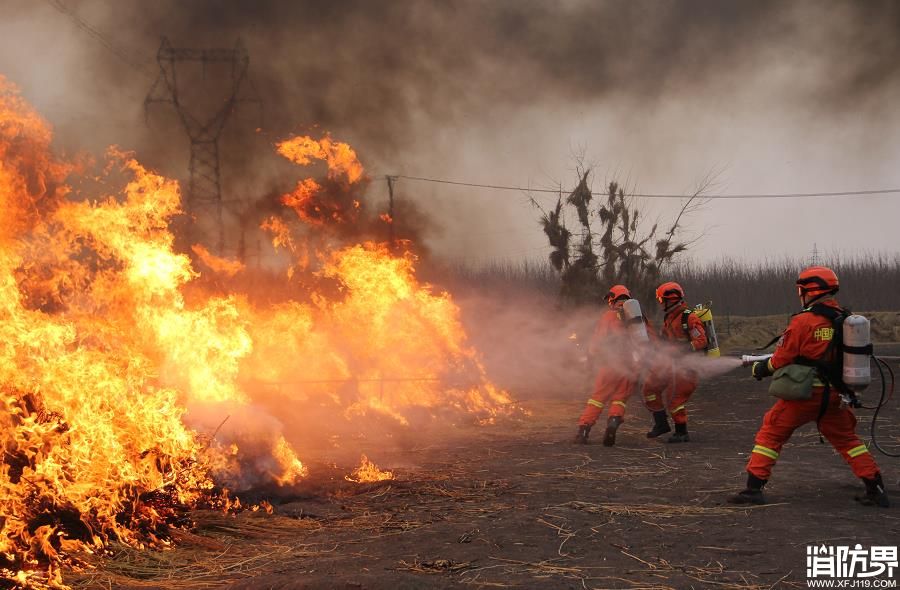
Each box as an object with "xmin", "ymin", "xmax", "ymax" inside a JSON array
[{"xmin": 145, "ymin": 37, "xmax": 261, "ymax": 254}]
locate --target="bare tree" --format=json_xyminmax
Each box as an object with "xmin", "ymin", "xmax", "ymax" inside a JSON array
[{"xmin": 534, "ymin": 166, "xmax": 708, "ymax": 307}]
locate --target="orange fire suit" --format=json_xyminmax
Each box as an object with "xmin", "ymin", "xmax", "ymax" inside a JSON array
[
  {"xmin": 577, "ymin": 309, "xmax": 642, "ymax": 427},
  {"xmin": 746, "ymin": 299, "xmax": 880, "ymax": 480},
  {"xmin": 642, "ymin": 303, "xmax": 708, "ymax": 425}
]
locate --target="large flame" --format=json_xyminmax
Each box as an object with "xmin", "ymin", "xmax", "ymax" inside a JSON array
[
  {"xmin": 0, "ymin": 78, "xmax": 510, "ymax": 586},
  {"xmin": 0, "ymin": 79, "xmax": 236, "ymax": 586},
  {"xmin": 254, "ymin": 134, "xmax": 512, "ymax": 426}
]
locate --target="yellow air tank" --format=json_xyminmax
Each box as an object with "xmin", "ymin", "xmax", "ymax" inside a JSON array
[{"xmin": 693, "ymin": 303, "xmax": 721, "ymax": 358}]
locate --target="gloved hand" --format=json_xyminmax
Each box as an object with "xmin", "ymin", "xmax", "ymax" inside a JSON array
[{"xmin": 751, "ymin": 360, "xmax": 772, "ymax": 381}]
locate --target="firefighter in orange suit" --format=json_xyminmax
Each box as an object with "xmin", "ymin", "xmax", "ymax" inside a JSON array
[
  {"xmin": 574, "ymin": 285, "xmax": 644, "ymax": 446},
  {"xmin": 642, "ymin": 282, "xmax": 707, "ymax": 443},
  {"xmin": 729, "ymin": 266, "xmax": 888, "ymax": 507}
]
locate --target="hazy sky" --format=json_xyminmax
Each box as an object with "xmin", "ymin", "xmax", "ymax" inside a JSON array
[{"xmin": 2, "ymin": 0, "xmax": 899, "ymax": 265}]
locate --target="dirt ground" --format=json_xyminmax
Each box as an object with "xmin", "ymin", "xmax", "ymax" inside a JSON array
[{"xmin": 70, "ymin": 350, "xmax": 900, "ymax": 590}]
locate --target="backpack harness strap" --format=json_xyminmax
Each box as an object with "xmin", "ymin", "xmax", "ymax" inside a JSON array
[{"xmin": 795, "ymin": 303, "xmax": 851, "ymax": 442}]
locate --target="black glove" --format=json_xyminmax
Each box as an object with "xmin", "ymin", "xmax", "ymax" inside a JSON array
[{"xmin": 751, "ymin": 360, "xmax": 773, "ymax": 381}]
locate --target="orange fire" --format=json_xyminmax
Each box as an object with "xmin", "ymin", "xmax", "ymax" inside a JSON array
[
  {"xmin": 276, "ymin": 133, "xmax": 364, "ymax": 184},
  {"xmin": 0, "ymin": 76, "xmax": 511, "ymax": 586},
  {"xmin": 192, "ymin": 244, "xmax": 245, "ymax": 277},
  {"xmin": 344, "ymin": 455, "xmax": 394, "ymax": 483},
  {"xmin": 275, "ymin": 135, "xmax": 365, "ymax": 228},
  {"xmin": 282, "ymin": 178, "xmax": 324, "ymax": 221},
  {"xmin": 252, "ymin": 243, "xmax": 512, "ymax": 427},
  {"xmin": 0, "ymin": 78, "xmax": 301, "ymax": 585}
]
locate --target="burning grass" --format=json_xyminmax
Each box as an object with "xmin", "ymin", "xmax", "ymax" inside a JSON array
[
  {"xmin": 0, "ymin": 75, "xmax": 513, "ymax": 587},
  {"xmin": 344, "ymin": 455, "xmax": 394, "ymax": 483}
]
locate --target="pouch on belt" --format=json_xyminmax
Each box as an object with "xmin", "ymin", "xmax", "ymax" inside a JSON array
[{"xmin": 768, "ymin": 364, "xmax": 817, "ymax": 401}]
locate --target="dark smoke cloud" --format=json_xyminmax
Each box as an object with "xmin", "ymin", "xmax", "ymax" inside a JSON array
[
  {"xmin": 14, "ymin": 0, "xmax": 900, "ymax": 154},
  {"xmin": 2, "ymin": 0, "xmax": 900, "ymax": 259},
  {"xmin": 127, "ymin": 0, "xmax": 900, "ymax": 147}
]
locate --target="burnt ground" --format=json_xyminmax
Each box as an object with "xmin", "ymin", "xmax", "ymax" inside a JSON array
[{"xmin": 71, "ymin": 357, "xmax": 900, "ymax": 590}]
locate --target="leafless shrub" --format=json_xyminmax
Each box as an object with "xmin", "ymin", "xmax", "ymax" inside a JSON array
[{"xmin": 533, "ymin": 165, "xmax": 706, "ymax": 306}]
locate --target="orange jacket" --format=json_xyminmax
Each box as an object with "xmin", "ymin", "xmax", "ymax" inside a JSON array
[
  {"xmin": 660, "ymin": 303, "xmax": 708, "ymax": 352},
  {"xmin": 588, "ymin": 309, "xmax": 626, "ymax": 355},
  {"xmin": 770, "ymin": 299, "xmax": 842, "ymax": 371},
  {"xmin": 589, "ymin": 309, "xmax": 649, "ymax": 370}
]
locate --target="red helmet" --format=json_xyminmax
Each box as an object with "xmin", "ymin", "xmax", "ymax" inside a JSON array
[
  {"xmin": 604, "ymin": 284, "xmax": 631, "ymax": 308},
  {"xmin": 796, "ymin": 266, "xmax": 839, "ymax": 300},
  {"xmin": 656, "ymin": 281, "xmax": 684, "ymax": 304}
]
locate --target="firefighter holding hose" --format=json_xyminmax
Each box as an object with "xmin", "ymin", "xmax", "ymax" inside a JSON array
[
  {"xmin": 574, "ymin": 285, "xmax": 649, "ymax": 446},
  {"xmin": 642, "ymin": 282, "xmax": 708, "ymax": 443},
  {"xmin": 729, "ymin": 266, "xmax": 889, "ymax": 507}
]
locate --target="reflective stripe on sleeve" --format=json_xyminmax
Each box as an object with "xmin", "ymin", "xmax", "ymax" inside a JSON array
[{"xmin": 611, "ymin": 401, "xmax": 626, "ymax": 408}]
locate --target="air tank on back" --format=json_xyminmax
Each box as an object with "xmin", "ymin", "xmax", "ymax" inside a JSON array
[
  {"xmin": 843, "ymin": 315, "xmax": 871, "ymax": 391},
  {"xmin": 622, "ymin": 299, "xmax": 649, "ymax": 343},
  {"xmin": 693, "ymin": 303, "xmax": 720, "ymax": 358}
]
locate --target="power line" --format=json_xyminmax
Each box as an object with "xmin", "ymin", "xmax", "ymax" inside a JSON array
[
  {"xmin": 394, "ymin": 174, "xmax": 900, "ymax": 200},
  {"xmin": 44, "ymin": 0, "xmax": 154, "ymax": 75}
]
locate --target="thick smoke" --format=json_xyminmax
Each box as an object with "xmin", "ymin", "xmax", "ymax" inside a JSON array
[
  {"xmin": 453, "ymin": 287, "xmax": 744, "ymax": 405},
  {"xmin": 3, "ymin": 1, "xmax": 900, "ymax": 262},
  {"xmin": 128, "ymin": 0, "xmax": 900, "ymax": 150}
]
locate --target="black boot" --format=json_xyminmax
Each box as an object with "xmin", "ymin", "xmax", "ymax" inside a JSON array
[
  {"xmin": 646, "ymin": 411, "xmax": 671, "ymax": 439},
  {"xmin": 573, "ymin": 425, "xmax": 591, "ymax": 444},
  {"xmin": 603, "ymin": 416, "xmax": 623, "ymax": 447},
  {"xmin": 728, "ymin": 473, "xmax": 768, "ymax": 505},
  {"xmin": 857, "ymin": 473, "xmax": 890, "ymax": 508},
  {"xmin": 668, "ymin": 422, "xmax": 690, "ymax": 443}
]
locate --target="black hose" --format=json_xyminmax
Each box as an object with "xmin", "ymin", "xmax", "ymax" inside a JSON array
[
  {"xmin": 858, "ymin": 355, "xmax": 881, "ymax": 410},
  {"xmin": 869, "ymin": 355, "xmax": 899, "ymax": 458}
]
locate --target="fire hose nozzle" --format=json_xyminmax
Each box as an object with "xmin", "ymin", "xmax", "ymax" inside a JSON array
[{"xmin": 741, "ymin": 354, "xmax": 773, "ymax": 367}]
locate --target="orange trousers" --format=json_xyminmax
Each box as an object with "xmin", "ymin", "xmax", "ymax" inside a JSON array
[
  {"xmin": 578, "ymin": 369, "xmax": 634, "ymax": 427},
  {"xmin": 747, "ymin": 391, "xmax": 879, "ymax": 480},
  {"xmin": 642, "ymin": 366, "xmax": 697, "ymax": 425}
]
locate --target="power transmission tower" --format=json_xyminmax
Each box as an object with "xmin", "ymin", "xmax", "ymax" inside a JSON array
[{"xmin": 145, "ymin": 37, "xmax": 261, "ymax": 254}]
